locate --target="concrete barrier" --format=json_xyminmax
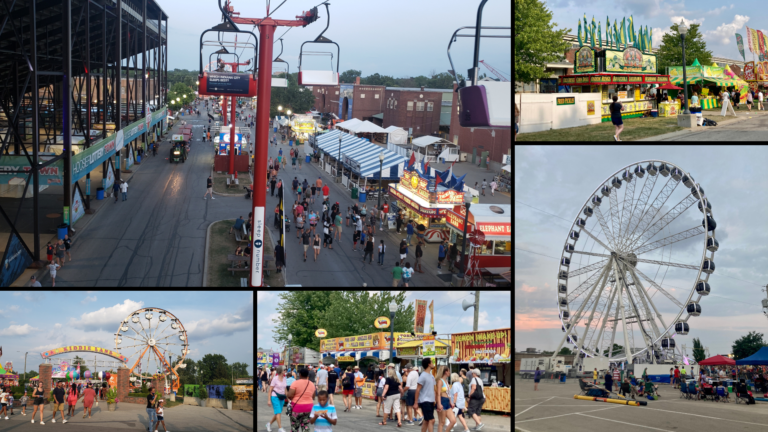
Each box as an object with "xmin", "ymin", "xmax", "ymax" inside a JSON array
[{"xmin": 182, "ymin": 397, "xmax": 253, "ymax": 411}]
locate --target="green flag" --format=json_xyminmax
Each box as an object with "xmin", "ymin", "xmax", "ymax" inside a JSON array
[
  {"xmin": 650, "ymin": 27, "xmax": 653, "ymax": 50},
  {"xmin": 607, "ymin": 16, "xmax": 611, "ymax": 48},
  {"xmin": 591, "ymin": 17, "xmax": 596, "ymax": 47},
  {"xmin": 629, "ymin": 15, "xmax": 634, "ymax": 44},
  {"xmin": 621, "ymin": 18, "xmax": 626, "ymax": 46},
  {"xmin": 614, "ymin": 19, "xmax": 620, "ymax": 50},
  {"xmin": 598, "ymin": 21, "xmax": 602, "ymax": 49},
  {"xmin": 578, "ymin": 21, "xmax": 583, "ymax": 47}
]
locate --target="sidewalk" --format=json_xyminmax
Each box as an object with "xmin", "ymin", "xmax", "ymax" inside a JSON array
[{"xmin": 638, "ymin": 109, "xmax": 768, "ymax": 141}]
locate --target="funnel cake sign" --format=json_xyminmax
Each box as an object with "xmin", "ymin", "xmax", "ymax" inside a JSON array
[{"xmin": 450, "ymin": 328, "xmax": 511, "ymax": 364}]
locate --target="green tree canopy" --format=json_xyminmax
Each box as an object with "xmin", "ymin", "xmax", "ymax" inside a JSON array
[
  {"xmin": 168, "ymin": 82, "xmax": 196, "ymax": 111},
  {"xmin": 557, "ymin": 347, "xmax": 573, "ymax": 355},
  {"xmin": 692, "ymin": 337, "xmax": 706, "ymax": 363},
  {"xmin": 340, "ymin": 69, "xmax": 362, "ymax": 84},
  {"xmin": 603, "ymin": 343, "xmax": 624, "ymax": 358},
  {"xmin": 270, "ymin": 73, "xmax": 317, "ymax": 117},
  {"xmin": 732, "ymin": 331, "xmax": 767, "ymax": 360},
  {"xmin": 656, "ymin": 23, "xmax": 713, "ymax": 76},
  {"xmin": 196, "ymin": 354, "xmax": 230, "ymax": 384},
  {"xmin": 514, "ymin": 0, "xmax": 571, "ymax": 83}
]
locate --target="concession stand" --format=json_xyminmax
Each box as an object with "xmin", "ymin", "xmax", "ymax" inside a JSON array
[
  {"xmin": 450, "ymin": 328, "xmax": 511, "ymax": 413},
  {"xmin": 740, "ymin": 60, "xmax": 768, "ymax": 97},
  {"xmin": 395, "ymin": 339, "xmax": 452, "ymax": 367},
  {"xmin": 668, "ymin": 60, "xmax": 749, "ymax": 110},
  {"xmin": 446, "ymin": 204, "xmax": 511, "ymax": 276},
  {"xmin": 558, "ymin": 45, "xmax": 669, "ymax": 122},
  {"xmin": 388, "ymin": 165, "xmax": 465, "ymax": 244},
  {"xmin": 290, "ymin": 114, "xmax": 318, "ymax": 144}
]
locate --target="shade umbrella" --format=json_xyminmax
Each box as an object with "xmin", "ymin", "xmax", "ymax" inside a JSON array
[
  {"xmin": 658, "ymin": 83, "xmax": 683, "ymax": 91},
  {"xmin": 736, "ymin": 346, "xmax": 768, "ymax": 365},
  {"xmin": 698, "ymin": 355, "xmax": 736, "ymax": 366}
]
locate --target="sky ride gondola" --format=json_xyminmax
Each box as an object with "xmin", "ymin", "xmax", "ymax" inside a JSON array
[
  {"xmin": 297, "ymin": 3, "xmax": 340, "ymax": 86},
  {"xmin": 447, "ymin": 0, "xmax": 511, "ymax": 129}
]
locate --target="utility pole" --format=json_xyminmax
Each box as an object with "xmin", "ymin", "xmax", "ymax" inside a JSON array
[{"xmin": 473, "ymin": 291, "xmax": 480, "ymax": 331}]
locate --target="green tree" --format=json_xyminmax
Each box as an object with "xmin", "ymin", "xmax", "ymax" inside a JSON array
[
  {"xmin": 167, "ymin": 82, "xmax": 196, "ymax": 111},
  {"xmin": 270, "ymin": 73, "xmax": 317, "ymax": 117},
  {"xmin": 603, "ymin": 343, "xmax": 624, "ymax": 358},
  {"xmin": 229, "ymin": 362, "xmax": 250, "ymax": 379},
  {"xmin": 540, "ymin": 351, "xmax": 554, "ymax": 356},
  {"xmin": 732, "ymin": 331, "xmax": 767, "ymax": 360},
  {"xmin": 514, "ymin": 0, "xmax": 571, "ymax": 84},
  {"xmin": 692, "ymin": 337, "xmax": 706, "ymax": 363},
  {"xmin": 361, "ymin": 73, "xmax": 398, "ymax": 87},
  {"xmin": 339, "ymin": 69, "xmax": 362, "ymax": 84},
  {"xmin": 197, "ymin": 354, "xmax": 230, "ymax": 384},
  {"xmin": 656, "ymin": 23, "xmax": 713, "ymax": 76},
  {"xmin": 557, "ymin": 347, "xmax": 573, "ymax": 355}
]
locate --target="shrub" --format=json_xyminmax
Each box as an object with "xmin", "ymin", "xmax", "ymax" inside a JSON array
[
  {"xmin": 198, "ymin": 386, "xmax": 208, "ymax": 400},
  {"xmin": 210, "ymin": 378, "xmax": 232, "ymax": 386},
  {"xmin": 106, "ymin": 387, "xmax": 117, "ymax": 404},
  {"xmin": 224, "ymin": 386, "xmax": 236, "ymax": 402}
]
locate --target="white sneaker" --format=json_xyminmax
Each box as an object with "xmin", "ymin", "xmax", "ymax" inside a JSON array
[
  {"xmin": 211, "ymin": 197, "xmax": 215, "ymax": 199},
  {"xmin": 31, "ymin": 419, "xmax": 34, "ymax": 423},
  {"xmin": 266, "ymin": 422, "xmax": 272, "ymax": 432},
  {"xmin": 62, "ymin": 419, "xmax": 67, "ymax": 424},
  {"xmin": 51, "ymin": 419, "xmax": 55, "ymax": 423},
  {"xmin": 40, "ymin": 421, "xmax": 44, "ymax": 424},
  {"xmin": 22, "ymin": 413, "xmax": 26, "ymax": 415}
]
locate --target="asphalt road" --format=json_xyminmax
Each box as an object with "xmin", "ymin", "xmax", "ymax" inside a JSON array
[{"xmin": 641, "ymin": 110, "xmax": 768, "ymax": 141}]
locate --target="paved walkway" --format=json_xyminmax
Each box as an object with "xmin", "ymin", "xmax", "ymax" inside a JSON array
[
  {"xmin": 640, "ymin": 110, "xmax": 768, "ymax": 141},
  {"xmin": 0, "ymin": 402, "xmax": 252, "ymax": 431}
]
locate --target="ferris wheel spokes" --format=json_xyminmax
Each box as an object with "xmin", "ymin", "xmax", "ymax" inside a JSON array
[
  {"xmin": 620, "ymin": 174, "xmax": 678, "ymax": 252},
  {"xmin": 626, "ymin": 193, "xmax": 697, "ymax": 253},
  {"xmin": 633, "ymin": 226, "xmax": 706, "ymax": 256},
  {"xmin": 593, "ymin": 207, "xmax": 618, "ymax": 250},
  {"xmin": 617, "ymin": 169, "xmax": 638, "ymax": 245},
  {"xmin": 557, "ymin": 263, "xmax": 613, "ymax": 354},
  {"xmin": 632, "ymin": 267, "xmax": 684, "ymax": 308},
  {"xmin": 617, "ymin": 166, "xmax": 658, "ymax": 251}
]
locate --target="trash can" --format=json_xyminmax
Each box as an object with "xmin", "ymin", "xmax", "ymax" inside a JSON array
[
  {"xmin": 560, "ymin": 372, "xmax": 567, "ymax": 383},
  {"xmin": 137, "ymin": 155, "xmax": 141, "ymax": 163},
  {"xmin": 305, "ymin": 155, "xmax": 311, "ymax": 163},
  {"xmin": 274, "ymin": 127, "xmax": 277, "ymax": 133},
  {"xmin": 651, "ymin": 110, "xmax": 659, "ymax": 118},
  {"xmin": 57, "ymin": 224, "xmax": 69, "ymax": 240},
  {"xmin": 359, "ymin": 191, "xmax": 367, "ymax": 203},
  {"xmin": 96, "ymin": 187, "xmax": 105, "ymax": 200},
  {"xmin": 351, "ymin": 187, "xmax": 359, "ymax": 199},
  {"xmin": 289, "ymin": 140, "xmax": 293, "ymax": 147}
]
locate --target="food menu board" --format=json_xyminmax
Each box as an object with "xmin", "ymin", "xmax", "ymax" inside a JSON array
[
  {"xmin": 450, "ymin": 328, "xmax": 511, "ymax": 364},
  {"xmin": 321, "ymin": 333, "xmax": 384, "ymax": 352}
]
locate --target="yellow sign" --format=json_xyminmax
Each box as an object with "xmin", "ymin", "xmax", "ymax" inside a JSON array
[
  {"xmin": 337, "ymin": 356, "xmax": 355, "ymax": 362},
  {"xmin": 374, "ymin": 316, "xmax": 391, "ymax": 329},
  {"xmin": 315, "ymin": 329, "xmax": 328, "ymax": 338},
  {"xmin": 41, "ymin": 346, "xmax": 129, "ymax": 363},
  {"xmin": 586, "ymin": 101, "xmax": 596, "ymax": 116},
  {"xmin": 618, "ymin": 91, "xmax": 628, "ymax": 99}
]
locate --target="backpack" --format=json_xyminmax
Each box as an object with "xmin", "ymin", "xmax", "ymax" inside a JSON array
[{"xmin": 703, "ymin": 118, "xmax": 718, "ymax": 127}]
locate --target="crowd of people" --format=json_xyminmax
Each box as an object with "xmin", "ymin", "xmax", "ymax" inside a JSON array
[{"xmin": 259, "ymin": 359, "xmax": 488, "ymax": 432}]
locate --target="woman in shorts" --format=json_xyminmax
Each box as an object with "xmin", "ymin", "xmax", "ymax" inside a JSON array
[
  {"xmin": 313, "ymin": 234, "xmax": 321, "ymax": 261},
  {"xmin": 402, "ymin": 262, "xmax": 414, "ymax": 287},
  {"xmin": 450, "ymin": 373, "xmax": 470, "ymax": 432},
  {"xmin": 31, "ymin": 382, "xmax": 45, "ymax": 424}
]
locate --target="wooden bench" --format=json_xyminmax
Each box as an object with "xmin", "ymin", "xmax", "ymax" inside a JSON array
[
  {"xmin": 226, "ymin": 177, "xmax": 240, "ymax": 188},
  {"xmin": 234, "ymin": 224, "xmax": 249, "ymax": 243}
]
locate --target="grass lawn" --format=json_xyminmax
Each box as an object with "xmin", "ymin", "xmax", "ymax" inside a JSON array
[
  {"xmin": 213, "ymin": 171, "xmax": 251, "ymax": 195},
  {"xmin": 206, "ymin": 220, "xmax": 284, "ymax": 287},
  {"xmin": 517, "ymin": 116, "xmax": 684, "ymax": 141}
]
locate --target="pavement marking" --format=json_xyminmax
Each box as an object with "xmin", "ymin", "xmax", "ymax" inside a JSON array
[
  {"xmin": 575, "ymin": 412, "xmax": 674, "ymax": 431},
  {"xmin": 515, "ymin": 406, "xmax": 618, "ymax": 423},
  {"xmin": 515, "ymin": 396, "xmax": 561, "ymax": 401},
  {"xmin": 642, "ymin": 406, "xmax": 768, "ymax": 428},
  {"xmin": 514, "ymin": 427, "xmax": 534, "ymax": 432},
  {"xmin": 514, "ymin": 396, "xmax": 555, "ymax": 418}
]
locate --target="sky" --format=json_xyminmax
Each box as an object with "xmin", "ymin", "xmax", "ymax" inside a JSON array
[
  {"xmin": 0, "ymin": 291, "xmax": 253, "ymax": 377},
  {"xmin": 515, "ymin": 146, "xmax": 768, "ymax": 358},
  {"xmin": 544, "ymin": 0, "xmax": 762, "ymax": 62},
  {"xmin": 257, "ymin": 290, "xmax": 511, "ymax": 353},
  {"xmin": 162, "ymin": 0, "xmax": 511, "ymax": 79}
]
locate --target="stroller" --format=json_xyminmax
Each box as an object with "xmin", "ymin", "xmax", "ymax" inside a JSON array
[
  {"xmin": 244, "ymin": 186, "xmax": 252, "ymax": 199},
  {"xmin": 735, "ymin": 379, "xmax": 755, "ymax": 404}
]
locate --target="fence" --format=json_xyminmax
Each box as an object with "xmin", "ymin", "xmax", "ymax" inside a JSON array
[{"xmin": 516, "ymin": 92, "xmax": 602, "ymax": 133}]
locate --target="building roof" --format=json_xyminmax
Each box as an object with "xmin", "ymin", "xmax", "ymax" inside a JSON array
[
  {"xmin": 371, "ymin": 113, "xmax": 384, "ymax": 120},
  {"xmin": 385, "ymin": 87, "xmax": 454, "ymax": 93},
  {"xmin": 411, "ymin": 135, "xmax": 452, "ymax": 147}
]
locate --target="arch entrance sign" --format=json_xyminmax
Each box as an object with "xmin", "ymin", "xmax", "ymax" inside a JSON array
[{"xmin": 41, "ymin": 346, "xmax": 130, "ymax": 364}]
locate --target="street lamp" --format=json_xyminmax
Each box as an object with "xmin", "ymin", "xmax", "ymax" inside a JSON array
[
  {"xmin": 278, "ymin": 105, "xmax": 283, "ymax": 112},
  {"xmin": 679, "ymin": 20, "xmax": 690, "ymax": 114},
  {"xmin": 377, "ymin": 152, "xmax": 385, "ymax": 212},
  {"xmin": 286, "ymin": 109, "xmax": 292, "ymax": 115},
  {"xmin": 388, "ymin": 302, "xmax": 397, "ymax": 364},
  {"xmin": 337, "ymin": 132, "xmax": 343, "ymax": 181},
  {"xmin": 196, "ymin": 81, "xmax": 200, "ymax": 85}
]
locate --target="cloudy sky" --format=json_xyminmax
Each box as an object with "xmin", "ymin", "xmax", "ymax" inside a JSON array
[
  {"xmin": 163, "ymin": 0, "xmax": 511, "ymax": 78},
  {"xmin": 545, "ymin": 0, "xmax": 761, "ymax": 61},
  {"xmin": 0, "ymin": 291, "xmax": 253, "ymax": 376},
  {"xmin": 515, "ymin": 146, "xmax": 768, "ymax": 358},
  {"xmin": 257, "ymin": 291, "xmax": 511, "ymax": 353}
]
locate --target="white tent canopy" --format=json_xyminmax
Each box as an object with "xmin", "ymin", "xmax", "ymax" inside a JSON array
[
  {"xmin": 334, "ymin": 118, "xmax": 363, "ymax": 131},
  {"xmin": 346, "ymin": 120, "xmax": 388, "ymax": 134},
  {"xmin": 384, "ymin": 126, "xmax": 408, "ymax": 145},
  {"xmin": 411, "ymin": 135, "xmax": 450, "ymax": 147},
  {"xmin": 501, "ymin": 165, "xmax": 511, "ymax": 172}
]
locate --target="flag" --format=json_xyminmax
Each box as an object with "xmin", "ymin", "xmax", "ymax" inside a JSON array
[
  {"xmin": 428, "ymin": 300, "xmax": 435, "ymax": 333},
  {"xmin": 591, "ymin": 16, "xmax": 596, "ymax": 47},
  {"xmin": 598, "ymin": 21, "xmax": 602, "ymax": 49},
  {"xmin": 758, "ymin": 30, "xmax": 766, "ymax": 56},
  {"xmin": 424, "ymin": 158, "xmax": 430, "ymax": 172},
  {"xmin": 606, "ymin": 16, "xmax": 611, "ymax": 48},
  {"xmin": 629, "ymin": 15, "xmax": 634, "ymax": 44},
  {"xmin": 649, "ymin": 27, "xmax": 653, "ymax": 50},
  {"xmin": 614, "ymin": 19, "xmax": 620, "ymax": 50},
  {"xmin": 621, "ymin": 18, "xmax": 626, "ymax": 46},
  {"xmin": 736, "ymin": 34, "xmax": 746, "ymax": 61},
  {"xmin": 408, "ymin": 151, "xmax": 416, "ymax": 169},
  {"xmin": 445, "ymin": 160, "xmax": 456, "ymax": 183},
  {"xmin": 578, "ymin": 21, "xmax": 583, "ymax": 47}
]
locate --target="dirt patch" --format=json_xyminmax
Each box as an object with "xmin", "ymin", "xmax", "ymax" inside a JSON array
[
  {"xmin": 212, "ymin": 171, "xmax": 252, "ymax": 195},
  {"xmin": 206, "ymin": 220, "xmax": 284, "ymax": 287}
]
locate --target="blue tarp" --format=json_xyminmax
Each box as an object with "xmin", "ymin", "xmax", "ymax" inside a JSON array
[{"xmin": 736, "ymin": 346, "xmax": 768, "ymax": 365}]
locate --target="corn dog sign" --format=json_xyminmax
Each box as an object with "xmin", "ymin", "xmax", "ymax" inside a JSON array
[{"xmin": 374, "ymin": 316, "xmax": 391, "ymax": 329}]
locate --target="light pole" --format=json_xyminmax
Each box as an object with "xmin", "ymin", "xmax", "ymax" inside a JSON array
[
  {"xmin": 288, "ymin": 334, "xmax": 293, "ymax": 374},
  {"xmin": 679, "ymin": 20, "xmax": 690, "ymax": 114},
  {"xmin": 388, "ymin": 302, "xmax": 397, "ymax": 364},
  {"xmin": 377, "ymin": 152, "xmax": 385, "ymax": 212},
  {"xmin": 459, "ymin": 201, "xmax": 472, "ymax": 274},
  {"xmin": 337, "ymin": 132, "xmax": 343, "ymax": 181}
]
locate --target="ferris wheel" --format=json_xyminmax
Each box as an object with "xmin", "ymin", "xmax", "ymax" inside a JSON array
[
  {"xmin": 115, "ymin": 308, "xmax": 189, "ymax": 391},
  {"xmin": 554, "ymin": 161, "xmax": 719, "ymax": 364}
]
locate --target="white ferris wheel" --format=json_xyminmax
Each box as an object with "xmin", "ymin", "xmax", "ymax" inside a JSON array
[{"xmin": 554, "ymin": 161, "xmax": 719, "ymax": 364}]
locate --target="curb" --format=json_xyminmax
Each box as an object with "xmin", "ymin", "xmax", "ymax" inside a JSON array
[{"xmin": 202, "ymin": 218, "xmax": 222, "ymax": 288}]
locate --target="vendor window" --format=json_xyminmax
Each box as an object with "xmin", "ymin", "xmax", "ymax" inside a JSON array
[{"xmin": 493, "ymin": 240, "xmax": 511, "ymax": 256}]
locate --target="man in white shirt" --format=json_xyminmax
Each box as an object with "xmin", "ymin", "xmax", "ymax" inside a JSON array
[
  {"xmin": 120, "ymin": 180, "xmax": 129, "ymax": 201},
  {"xmin": 403, "ymin": 365, "xmax": 423, "ymax": 425},
  {"xmin": 759, "ymin": 91, "xmax": 764, "ymax": 111}
]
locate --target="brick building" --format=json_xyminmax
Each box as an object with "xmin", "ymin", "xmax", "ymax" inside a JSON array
[
  {"xmin": 449, "ymin": 81, "xmax": 511, "ymax": 167},
  {"xmin": 381, "ymin": 87, "xmax": 452, "ymax": 139},
  {"xmin": 310, "ymin": 76, "xmax": 385, "ymax": 122}
]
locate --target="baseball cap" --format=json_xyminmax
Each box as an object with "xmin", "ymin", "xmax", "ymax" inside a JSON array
[{"xmin": 388, "ymin": 363, "xmax": 396, "ymax": 368}]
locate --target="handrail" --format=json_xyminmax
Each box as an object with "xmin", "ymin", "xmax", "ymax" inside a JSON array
[{"xmin": 447, "ymin": 26, "xmax": 510, "ymax": 89}]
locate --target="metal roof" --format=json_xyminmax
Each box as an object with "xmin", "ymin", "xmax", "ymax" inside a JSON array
[{"xmin": 385, "ymin": 87, "xmax": 454, "ymax": 93}]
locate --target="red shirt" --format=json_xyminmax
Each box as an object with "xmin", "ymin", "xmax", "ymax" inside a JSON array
[
  {"xmin": 322, "ymin": 185, "xmax": 330, "ymax": 196},
  {"xmin": 674, "ymin": 369, "xmax": 680, "ymax": 378},
  {"xmin": 383, "ymin": 203, "xmax": 389, "ymax": 214}
]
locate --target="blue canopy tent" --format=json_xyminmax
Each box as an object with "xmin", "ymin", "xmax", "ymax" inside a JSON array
[{"xmin": 736, "ymin": 347, "xmax": 768, "ymax": 365}]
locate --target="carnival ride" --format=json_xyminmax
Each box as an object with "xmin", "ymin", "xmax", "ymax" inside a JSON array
[
  {"xmin": 553, "ymin": 161, "xmax": 718, "ymax": 367},
  {"xmin": 114, "ymin": 308, "xmax": 189, "ymax": 392},
  {"xmin": 447, "ymin": 0, "xmax": 511, "ymax": 129},
  {"xmin": 297, "ymin": 2, "xmax": 340, "ymax": 86}
]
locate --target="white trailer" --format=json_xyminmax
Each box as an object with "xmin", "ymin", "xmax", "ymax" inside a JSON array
[{"xmin": 519, "ymin": 356, "xmax": 565, "ymax": 378}]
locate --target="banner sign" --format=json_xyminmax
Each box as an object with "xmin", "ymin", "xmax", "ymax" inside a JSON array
[
  {"xmin": 320, "ymin": 339, "xmax": 338, "ymax": 352},
  {"xmin": 436, "ymin": 189, "xmax": 463, "ymax": 204},
  {"xmin": 604, "ymin": 48, "xmax": 657, "ymax": 73},
  {"xmin": 337, "ymin": 356, "xmax": 355, "ymax": 362},
  {"xmin": 401, "ymin": 170, "xmax": 430, "ymax": 201},
  {"xmin": 41, "ymin": 346, "xmax": 130, "ymax": 363},
  {"xmin": 235, "ymin": 378, "xmax": 253, "ymax": 384},
  {"xmin": 736, "ymin": 33, "xmax": 746, "ymax": 61},
  {"xmin": 600, "ymin": 100, "xmax": 652, "ymax": 116},
  {"xmin": 336, "ymin": 333, "xmax": 382, "ymax": 351},
  {"xmin": 556, "ymin": 97, "xmax": 576, "ymax": 106},
  {"xmin": 374, "ymin": 316, "xmax": 391, "ymax": 329},
  {"xmin": 450, "ymin": 328, "xmax": 511, "ymax": 364},
  {"xmin": 0, "ymin": 157, "xmax": 64, "ymax": 185},
  {"xmin": 184, "ymin": 385, "xmax": 200, "ymax": 398},
  {"xmin": 422, "ymin": 335, "xmax": 436, "ymax": 358},
  {"xmin": 315, "ymin": 329, "xmax": 328, "ymax": 338},
  {"xmin": 206, "ymin": 385, "xmax": 225, "ymax": 399},
  {"xmin": 206, "ymin": 72, "xmax": 251, "ymax": 95},
  {"xmin": 388, "ymin": 187, "xmax": 445, "ymax": 218},
  {"xmin": 71, "ymin": 185, "xmax": 85, "ymax": 226},
  {"xmin": 476, "ymin": 221, "xmax": 512, "ymax": 237},
  {"xmin": 122, "ymin": 117, "xmax": 148, "ymax": 145},
  {"xmin": 414, "ymin": 300, "xmax": 428, "ymax": 334},
  {"xmin": 0, "ymin": 232, "xmax": 32, "ymax": 288},
  {"xmin": 71, "ymin": 134, "xmax": 117, "ymax": 184},
  {"xmin": 574, "ymin": 46, "xmax": 596, "ymax": 74}
]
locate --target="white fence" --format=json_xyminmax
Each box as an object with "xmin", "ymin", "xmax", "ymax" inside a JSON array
[{"xmin": 516, "ymin": 92, "xmax": 602, "ymax": 133}]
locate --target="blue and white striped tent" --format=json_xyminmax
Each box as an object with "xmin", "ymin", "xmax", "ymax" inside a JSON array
[
  {"xmin": 321, "ymin": 350, "xmax": 390, "ymax": 362},
  {"xmin": 317, "ymin": 130, "xmax": 405, "ymax": 180}
]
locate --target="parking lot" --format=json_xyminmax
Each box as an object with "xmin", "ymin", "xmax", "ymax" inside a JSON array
[{"xmin": 514, "ymin": 377, "xmax": 768, "ymax": 432}]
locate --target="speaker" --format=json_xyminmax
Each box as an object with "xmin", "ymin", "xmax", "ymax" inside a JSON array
[{"xmin": 462, "ymin": 299, "xmax": 475, "ymax": 311}]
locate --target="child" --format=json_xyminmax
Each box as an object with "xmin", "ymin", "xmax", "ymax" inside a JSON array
[
  {"xmin": 7, "ymin": 393, "xmax": 13, "ymax": 415},
  {"xmin": 0, "ymin": 387, "xmax": 8, "ymax": 419},
  {"xmin": 309, "ymin": 390, "xmax": 337, "ymax": 431},
  {"xmin": 48, "ymin": 260, "xmax": 60, "ymax": 287},
  {"xmin": 20, "ymin": 391, "xmax": 28, "ymax": 416},
  {"xmin": 155, "ymin": 399, "xmax": 167, "ymax": 432}
]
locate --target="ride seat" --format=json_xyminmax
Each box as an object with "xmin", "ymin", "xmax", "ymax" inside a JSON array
[
  {"xmin": 299, "ymin": 70, "xmax": 339, "ymax": 86},
  {"xmin": 458, "ymin": 81, "xmax": 511, "ymax": 129}
]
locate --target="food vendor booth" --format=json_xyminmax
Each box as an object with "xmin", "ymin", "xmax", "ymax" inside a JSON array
[
  {"xmin": 216, "ymin": 132, "xmax": 243, "ymax": 156},
  {"xmin": 668, "ymin": 59, "xmax": 749, "ymax": 110},
  {"xmin": 290, "ymin": 114, "xmax": 318, "ymax": 144},
  {"xmin": 446, "ymin": 203, "xmax": 511, "ymax": 279},
  {"xmin": 450, "ymin": 328, "xmax": 511, "ymax": 413},
  {"xmin": 388, "ymin": 162, "xmax": 466, "ymax": 244},
  {"xmin": 740, "ymin": 60, "xmax": 768, "ymax": 96}
]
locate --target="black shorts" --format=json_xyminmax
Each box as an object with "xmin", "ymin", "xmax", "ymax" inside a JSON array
[
  {"xmin": 419, "ymin": 402, "xmax": 435, "ymax": 421},
  {"xmin": 328, "ymin": 384, "xmax": 336, "ymax": 394}
]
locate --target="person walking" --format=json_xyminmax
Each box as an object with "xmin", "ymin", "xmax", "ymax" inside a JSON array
[
  {"xmin": 327, "ymin": 365, "xmax": 338, "ymax": 407},
  {"xmin": 413, "ymin": 241, "xmax": 424, "ymax": 273},
  {"xmin": 30, "ymin": 382, "xmax": 46, "ymax": 424},
  {"xmin": 47, "ymin": 260, "xmax": 60, "ymax": 287},
  {"xmin": 396, "ymin": 212, "xmax": 404, "ymax": 234},
  {"xmin": 747, "ymin": 89, "xmax": 754, "ymax": 111},
  {"xmin": 759, "ymin": 90, "xmax": 765, "ymax": 111},
  {"xmin": 353, "ymin": 366, "xmax": 365, "ymax": 410},
  {"xmin": 266, "ymin": 366, "xmax": 287, "ymax": 432},
  {"xmin": 404, "ymin": 365, "xmax": 423, "ymax": 425},
  {"xmin": 316, "ymin": 364, "xmax": 329, "ymax": 399},
  {"xmin": 63, "ymin": 234, "xmax": 72, "ymax": 262},
  {"xmin": 82, "ymin": 383, "xmax": 95, "ymax": 419},
  {"xmin": 437, "ymin": 240, "xmax": 448, "ymax": 270},
  {"xmin": 55, "ymin": 239, "xmax": 66, "ymax": 268},
  {"xmin": 302, "ymin": 229, "xmax": 311, "ymax": 262},
  {"xmin": 146, "ymin": 386, "xmax": 158, "ymax": 432},
  {"xmin": 406, "ymin": 220, "xmax": 415, "ymax": 245},
  {"xmin": 286, "ymin": 368, "xmax": 316, "ymax": 432},
  {"xmin": 112, "ymin": 180, "xmax": 120, "ymax": 203},
  {"xmin": 450, "ymin": 373, "xmax": 470, "ymax": 432},
  {"xmin": 341, "ymin": 366, "xmax": 355, "ymax": 412},
  {"xmin": 437, "ymin": 366, "xmax": 457, "ymax": 432},
  {"xmin": 363, "ymin": 236, "xmax": 374, "ymax": 265},
  {"xmin": 481, "ymin": 179, "xmax": 487, "ymax": 196},
  {"xmin": 610, "ymin": 95, "xmax": 624, "ymax": 141},
  {"xmin": 377, "ymin": 240, "xmax": 386, "ymax": 266},
  {"xmin": 51, "ymin": 381, "xmax": 67, "ymax": 423},
  {"xmin": 295, "ymin": 214, "xmax": 305, "ymax": 240},
  {"xmin": 490, "ymin": 180, "xmax": 497, "ymax": 197},
  {"xmin": 467, "ymin": 369, "xmax": 486, "ymax": 431},
  {"xmin": 313, "ymin": 233, "xmax": 322, "ymax": 261},
  {"xmin": 271, "ymin": 177, "xmax": 277, "ymax": 196},
  {"xmin": 379, "ymin": 368, "xmax": 403, "ymax": 427},
  {"xmin": 120, "ymin": 180, "xmax": 128, "ymax": 201},
  {"xmin": 448, "ymin": 242, "xmax": 459, "ymax": 273},
  {"xmin": 415, "ymin": 358, "xmax": 437, "ymax": 432},
  {"xmin": 334, "ymin": 211, "xmax": 343, "ymax": 242},
  {"xmin": 375, "ymin": 371, "xmax": 386, "ymax": 417}
]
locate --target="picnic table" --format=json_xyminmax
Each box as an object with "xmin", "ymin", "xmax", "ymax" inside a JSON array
[{"xmin": 227, "ymin": 254, "xmax": 275, "ymax": 276}]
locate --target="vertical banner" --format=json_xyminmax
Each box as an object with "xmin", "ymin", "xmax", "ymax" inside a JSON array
[
  {"xmin": 428, "ymin": 300, "xmax": 435, "ymax": 333},
  {"xmin": 736, "ymin": 33, "xmax": 746, "ymax": 61},
  {"xmin": 747, "ymin": 27, "xmax": 754, "ymax": 54},
  {"xmin": 758, "ymin": 30, "xmax": 766, "ymax": 58},
  {"xmin": 0, "ymin": 232, "xmax": 33, "ymax": 287},
  {"xmin": 414, "ymin": 300, "xmax": 428, "ymax": 334}
]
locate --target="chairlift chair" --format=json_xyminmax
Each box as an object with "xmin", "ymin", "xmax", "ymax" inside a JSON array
[
  {"xmin": 297, "ymin": 3, "xmax": 340, "ymax": 86},
  {"xmin": 447, "ymin": 0, "xmax": 511, "ymax": 129},
  {"xmin": 272, "ymin": 38, "xmax": 289, "ymax": 88},
  {"xmin": 197, "ymin": 6, "xmax": 258, "ymax": 98}
]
